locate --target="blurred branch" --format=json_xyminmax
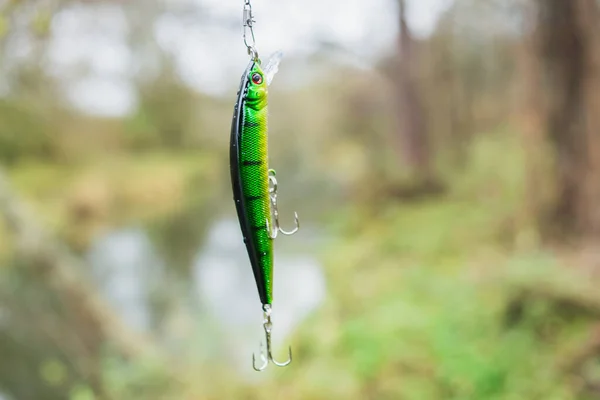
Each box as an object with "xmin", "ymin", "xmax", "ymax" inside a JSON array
[
  {"xmin": 503, "ymin": 268, "xmax": 600, "ymax": 386},
  {"xmin": 0, "ymin": 170, "xmax": 156, "ymax": 361},
  {"xmin": 505, "ymin": 282, "xmax": 600, "ymax": 326}
]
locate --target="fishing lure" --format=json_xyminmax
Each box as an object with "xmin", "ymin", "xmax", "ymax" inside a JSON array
[{"xmin": 230, "ymin": 0, "xmax": 299, "ymax": 372}]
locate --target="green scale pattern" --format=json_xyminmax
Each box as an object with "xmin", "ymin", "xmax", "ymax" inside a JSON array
[
  {"xmin": 240, "ymin": 103, "xmax": 273, "ymax": 304},
  {"xmin": 233, "ymin": 61, "xmax": 274, "ymax": 305}
]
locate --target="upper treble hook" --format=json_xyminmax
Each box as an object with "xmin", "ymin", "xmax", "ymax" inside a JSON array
[{"xmin": 267, "ymin": 169, "xmax": 300, "ymax": 240}]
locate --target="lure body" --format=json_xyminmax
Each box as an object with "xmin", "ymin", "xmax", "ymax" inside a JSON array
[{"xmin": 230, "ymin": 59, "xmax": 274, "ymax": 305}]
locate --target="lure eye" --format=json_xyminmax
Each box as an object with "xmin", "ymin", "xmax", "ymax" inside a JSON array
[{"xmin": 251, "ymin": 73, "xmax": 263, "ymax": 85}]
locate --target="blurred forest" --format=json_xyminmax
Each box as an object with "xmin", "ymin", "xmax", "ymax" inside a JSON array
[{"xmin": 1, "ymin": 0, "xmax": 600, "ymax": 399}]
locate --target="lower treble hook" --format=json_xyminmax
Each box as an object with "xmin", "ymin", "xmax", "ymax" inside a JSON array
[{"xmin": 252, "ymin": 304, "xmax": 292, "ymax": 371}]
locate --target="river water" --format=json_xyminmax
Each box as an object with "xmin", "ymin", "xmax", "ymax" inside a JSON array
[{"xmin": 86, "ymin": 217, "xmax": 326, "ymax": 372}]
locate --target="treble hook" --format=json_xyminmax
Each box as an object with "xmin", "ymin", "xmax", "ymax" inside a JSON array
[
  {"xmin": 252, "ymin": 304, "xmax": 292, "ymax": 371},
  {"xmin": 267, "ymin": 169, "xmax": 300, "ymax": 240}
]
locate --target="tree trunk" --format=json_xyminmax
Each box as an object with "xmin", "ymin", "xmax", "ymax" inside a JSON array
[
  {"xmin": 578, "ymin": 0, "xmax": 600, "ymax": 236},
  {"xmin": 397, "ymin": 0, "xmax": 431, "ymax": 181},
  {"xmin": 519, "ymin": 0, "xmax": 549, "ymax": 240},
  {"xmin": 524, "ymin": 0, "xmax": 600, "ymax": 239}
]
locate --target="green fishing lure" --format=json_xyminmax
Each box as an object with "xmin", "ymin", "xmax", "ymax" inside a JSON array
[
  {"xmin": 229, "ymin": 0, "xmax": 299, "ymax": 371},
  {"xmin": 230, "ymin": 53, "xmax": 299, "ymax": 371},
  {"xmin": 231, "ymin": 0, "xmax": 299, "ymax": 372},
  {"xmin": 230, "ymin": 55, "xmax": 279, "ymax": 306}
]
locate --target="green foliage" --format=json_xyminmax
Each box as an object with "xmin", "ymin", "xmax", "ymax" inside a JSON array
[
  {"xmin": 31, "ymin": 9, "xmax": 52, "ymax": 37},
  {"xmin": 0, "ymin": 100, "xmax": 56, "ymax": 164},
  {"xmin": 248, "ymin": 138, "xmax": 585, "ymax": 399},
  {"xmin": 40, "ymin": 359, "xmax": 68, "ymax": 387},
  {"xmin": 129, "ymin": 71, "xmax": 198, "ymax": 150},
  {"xmin": 102, "ymin": 353, "xmax": 176, "ymax": 400},
  {"xmin": 69, "ymin": 385, "xmax": 96, "ymax": 400},
  {"xmin": 0, "ymin": 15, "xmax": 9, "ymax": 39}
]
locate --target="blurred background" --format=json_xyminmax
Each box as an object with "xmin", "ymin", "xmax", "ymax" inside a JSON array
[{"xmin": 1, "ymin": 0, "xmax": 600, "ymax": 398}]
